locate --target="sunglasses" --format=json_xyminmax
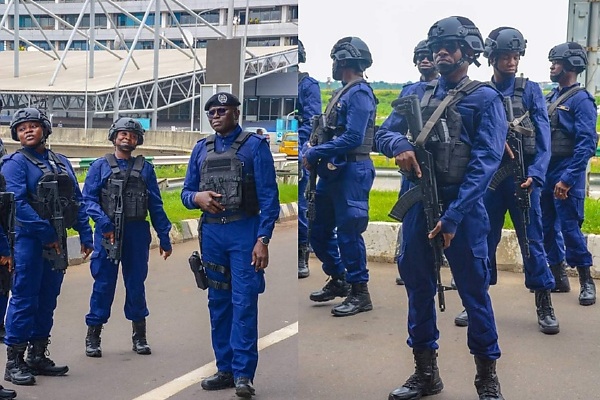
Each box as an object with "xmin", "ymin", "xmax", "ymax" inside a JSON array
[
  {"xmin": 206, "ymin": 107, "xmax": 229, "ymax": 119},
  {"xmin": 416, "ymin": 53, "xmax": 433, "ymax": 63},
  {"xmin": 430, "ymin": 40, "xmax": 460, "ymax": 54}
]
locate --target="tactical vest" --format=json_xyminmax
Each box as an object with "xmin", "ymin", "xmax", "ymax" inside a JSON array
[
  {"xmin": 323, "ymin": 79, "xmax": 376, "ymax": 156},
  {"xmin": 511, "ymin": 78, "xmax": 536, "ymax": 155},
  {"xmin": 17, "ymin": 149, "xmax": 79, "ymax": 229},
  {"xmin": 419, "ymin": 79, "xmax": 484, "ymax": 185},
  {"xmin": 199, "ymin": 131, "xmax": 259, "ymax": 215},
  {"xmin": 546, "ymin": 86, "xmax": 585, "ymax": 158},
  {"xmin": 101, "ymin": 154, "xmax": 148, "ymax": 221}
]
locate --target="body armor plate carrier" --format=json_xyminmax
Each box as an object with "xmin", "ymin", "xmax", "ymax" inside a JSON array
[
  {"xmin": 511, "ymin": 77, "xmax": 536, "ymax": 155},
  {"xmin": 101, "ymin": 154, "xmax": 148, "ymax": 221},
  {"xmin": 419, "ymin": 79, "xmax": 484, "ymax": 185},
  {"xmin": 18, "ymin": 149, "xmax": 79, "ymax": 228},
  {"xmin": 546, "ymin": 86, "xmax": 585, "ymax": 158},
  {"xmin": 199, "ymin": 131, "xmax": 259, "ymax": 215}
]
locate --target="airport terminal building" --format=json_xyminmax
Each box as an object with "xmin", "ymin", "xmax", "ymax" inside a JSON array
[{"xmin": 0, "ymin": 0, "xmax": 299, "ymax": 132}]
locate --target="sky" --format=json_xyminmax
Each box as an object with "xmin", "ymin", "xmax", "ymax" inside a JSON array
[{"xmin": 299, "ymin": 0, "xmax": 571, "ymax": 84}]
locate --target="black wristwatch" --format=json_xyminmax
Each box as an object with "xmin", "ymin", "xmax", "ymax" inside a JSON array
[{"xmin": 258, "ymin": 236, "xmax": 270, "ymax": 246}]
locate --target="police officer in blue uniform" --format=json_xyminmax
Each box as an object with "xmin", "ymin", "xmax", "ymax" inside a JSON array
[
  {"xmin": 542, "ymin": 42, "xmax": 598, "ymax": 306},
  {"xmin": 376, "ymin": 17, "xmax": 507, "ymax": 400},
  {"xmin": 395, "ymin": 40, "xmax": 440, "ymax": 286},
  {"xmin": 1, "ymin": 108, "xmax": 93, "ymax": 386},
  {"xmin": 302, "ymin": 37, "xmax": 377, "ymax": 317},
  {"xmin": 0, "ymin": 141, "xmax": 9, "ymax": 340},
  {"xmin": 182, "ymin": 92, "xmax": 279, "ymax": 398},
  {"xmin": 83, "ymin": 117, "xmax": 172, "ymax": 358},
  {"xmin": 453, "ymin": 27, "xmax": 559, "ymax": 334},
  {"xmin": 297, "ymin": 39, "xmax": 322, "ymax": 279}
]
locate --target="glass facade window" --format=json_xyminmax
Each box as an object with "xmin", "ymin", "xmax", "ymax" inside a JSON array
[
  {"xmin": 18, "ymin": 15, "xmax": 55, "ymax": 30},
  {"xmin": 116, "ymin": 13, "xmax": 155, "ymax": 28},
  {"xmin": 283, "ymin": 98, "xmax": 296, "ymax": 116},
  {"xmin": 124, "ymin": 40, "xmax": 154, "ymax": 50},
  {"xmin": 169, "ymin": 10, "xmax": 219, "ymax": 26},
  {"xmin": 247, "ymin": 36, "xmax": 280, "ymax": 47},
  {"xmin": 244, "ymin": 98, "xmax": 259, "ymax": 120},
  {"xmin": 288, "ymin": 5, "xmax": 298, "ymax": 22},
  {"xmin": 248, "ymin": 7, "xmax": 281, "ymax": 24},
  {"xmin": 258, "ymin": 97, "xmax": 281, "ymax": 121},
  {"xmin": 62, "ymin": 14, "xmax": 108, "ymax": 29}
]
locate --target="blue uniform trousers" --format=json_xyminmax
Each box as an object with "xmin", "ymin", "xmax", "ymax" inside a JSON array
[
  {"xmin": 309, "ymin": 161, "xmax": 375, "ymax": 284},
  {"xmin": 85, "ymin": 221, "xmax": 151, "ymax": 326},
  {"xmin": 541, "ymin": 191, "xmax": 592, "ymax": 268},
  {"xmin": 202, "ymin": 216, "xmax": 265, "ymax": 381},
  {"xmin": 298, "ymin": 150, "xmax": 309, "ymax": 245},
  {"xmin": 5, "ymin": 234, "xmax": 64, "ymax": 345},
  {"xmin": 398, "ymin": 196, "xmax": 501, "ymax": 359},
  {"xmin": 485, "ymin": 180, "xmax": 555, "ymax": 290}
]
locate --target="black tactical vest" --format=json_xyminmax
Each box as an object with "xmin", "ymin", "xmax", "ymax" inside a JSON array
[
  {"xmin": 511, "ymin": 78, "xmax": 536, "ymax": 155},
  {"xmin": 324, "ymin": 79, "xmax": 376, "ymax": 156},
  {"xmin": 199, "ymin": 131, "xmax": 259, "ymax": 215},
  {"xmin": 18, "ymin": 149, "xmax": 79, "ymax": 229},
  {"xmin": 101, "ymin": 154, "xmax": 148, "ymax": 221},
  {"xmin": 419, "ymin": 80, "xmax": 483, "ymax": 185},
  {"xmin": 546, "ymin": 86, "xmax": 585, "ymax": 158}
]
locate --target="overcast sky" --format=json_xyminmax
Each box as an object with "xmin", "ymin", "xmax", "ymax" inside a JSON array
[{"xmin": 299, "ymin": 0, "xmax": 571, "ymax": 83}]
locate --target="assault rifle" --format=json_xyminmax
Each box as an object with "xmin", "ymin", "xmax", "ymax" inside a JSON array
[
  {"xmin": 489, "ymin": 97, "xmax": 531, "ymax": 258},
  {"xmin": 0, "ymin": 191, "xmax": 15, "ymax": 294},
  {"xmin": 102, "ymin": 179, "xmax": 125, "ymax": 265},
  {"xmin": 388, "ymin": 94, "xmax": 453, "ymax": 312},
  {"xmin": 305, "ymin": 114, "xmax": 328, "ymax": 242},
  {"xmin": 40, "ymin": 180, "xmax": 69, "ymax": 271}
]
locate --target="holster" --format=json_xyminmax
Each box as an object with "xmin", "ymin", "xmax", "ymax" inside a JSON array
[{"xmin": 188, "ymin": 251, "xmax": 208, "ymax": 290}]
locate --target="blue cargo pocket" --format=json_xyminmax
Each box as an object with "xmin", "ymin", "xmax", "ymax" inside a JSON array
[{"xmin": 340, "ymin": 199, "xmax": 369, "ymax": 231}]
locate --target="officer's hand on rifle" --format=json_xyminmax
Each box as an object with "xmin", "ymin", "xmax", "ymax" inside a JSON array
[
  {"xmin": 103, "ymin": 231, "xmax": 115, "ymax": 245},
  {"xmin": 395, "ymin": 150, "xmax": 421, "ymax": 178},
  {"xmin": 428, "ymin": 221, "xmax": 455, "ymax": 249},
  {"xmin": 251, "ymin": 241, "xmax": 269, "ymax": 272},
  {"xmin": 521, "ymin": 177, "xmax": 533, "ymax": 192},
  {"xmin": 81, "ymin": 245, "xmax": 93, "ymax": 260},
  {"xmin": 194, "ymin": 191, "xmax": 226, "ymax": 214},
  {"xmin": 159, "ymin": 247, "xmax": 172, "ymax": 260},
  {"xmin": 554, "ymin": 181, "xmax": 570, "ymax": 200},
  {"xmin": 504, "ymin": 142, "xmax": 514, "ymax": 159},
  {"xmin": 0, "ymin": 256, "xmax": 11, "ymax": 272}
]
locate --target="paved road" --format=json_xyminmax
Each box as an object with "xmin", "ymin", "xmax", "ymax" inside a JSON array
[
  {"xmin": 2, "ymin": 221, "xmax": 298, "ymax": 400},
  {"xmin": 300, "ymin": 259, "xmax": 600, "ymax": 400}
]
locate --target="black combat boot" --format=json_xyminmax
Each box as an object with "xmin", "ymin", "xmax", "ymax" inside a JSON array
[
  {"xmin": 331, "ymin": 282, "xmax": 373, "ymax": 317},
  {"xmin": 298, "ymin": 244, "xmax": 310, "ymax": 279},
  {"xmin": 0, "ymin": 385, "xmax": 15, "ymax": 399},
  {"xmin": 132, "ymin": 319, "xmax": 151, "ymax": 355},
  {"xmin": 309, "ymin": 274, "xmax": 351, "ymax": 302},
  {"xmin": 474, "ymin": 356, "xmax": 504, "ymax": 400},
  {"xmin": 577, "ymin": 267, "xmax": 596, "ymax": 306},
  {"xmin": 454, "ymin": 309, "xmax": 468, "ymax": 327},
  {"xmin": 85, "ymin": 325, "xmax": 103, "ymax": 358},
  {"xmin": 4, "ymin": 344, "xmax": 35, "ymax": 385},
  {"xmin": 395, "ymin": 276, "xmax": 405, "ymax": 285},
  {"xmin": 0, "ymin": 324, "xmax": 5, "ymax": 342},
  {"xmin": 201, "ymin": 371, "xmax": 235, "ymax": 391},
  {"xmin": 388, "ymin": 349, "xmax": 443, "ymax": 400},
  {"xmin": 550, "ymin": 261, "xmax": 571, "ymax": 293},
  {"xmin": 25, "ymin": 339, "xmax": 69, "ymax": 376},
  {"xmin": 534, "ymin": 290, "xmax": 560, "ymax": 334},
  {"xmin": 234, "ymin": 377, "xmax": 255, "ymax": 398}
]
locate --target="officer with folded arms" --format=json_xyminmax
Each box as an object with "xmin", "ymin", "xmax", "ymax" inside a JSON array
[{"xmin": 181, "ymin": 92, "xmax": 279, "ymax": 398}]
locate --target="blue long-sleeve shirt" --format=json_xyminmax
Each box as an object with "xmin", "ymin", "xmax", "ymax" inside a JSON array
[
  {"xmin": 375, "ymin": 76, "xmax": 507, "ymax": 235},
  {"xmin": 298, "ymin": 73, "xmax": 322, "ymax": 147},
  {"xmin": 0, "ymin": 147, "xmax": 93, "ymax": 247},
  {"xmin": 492, "ymin": 76, "xmax": 551, "ymax": 187},
  {"xmin": 83, "ymin": 155, "xmax": 172, "ymax": 251},
  {"xmin": 181, "ymin": 125, "xmax": 280, "ymax": 240},
  {"xmin": 304, "ymin": 81, "xmax": 376, "ymax": 164},
  {"xmin": 544, "ymin": 83, "xmax": 598, "ymax": 198}
]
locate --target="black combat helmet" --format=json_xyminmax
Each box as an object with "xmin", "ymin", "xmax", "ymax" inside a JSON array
[
  {"xmin": 483, "ymin": 27, "xmax": 527, "ymax": 63},
  {"xmin": 298, "ymin": 39, "xmax": 306, "ymax": 64},
  {"xmin": 427, "ymin": 16, "xmax": 484, "ymax": 69},
  {"xmin": 330, "ymin": 36, "xmax": 372, "ymax": 80},
  {"xmin": 548, "ymin": 42, "xmax": 588, "ymax": 73},
  {"xmin": 10, "ymin": 108, "xmax": 52, "ymax": 141},
  {"xmin": 108, "ymin": 117, "xmax": 145, "ymax": 145},
  {"xmin": 413, "ymin": 39, "xmax": 431, "ymax": 65}
]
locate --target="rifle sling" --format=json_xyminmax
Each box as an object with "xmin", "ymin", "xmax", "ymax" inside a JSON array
[
  {"xmin": 547, "ymin": 86, "xmax": 585, "ymax": 116},
  {"xmin": 323, "ymin": 78, "xmax": 365, "ymax": 117}
]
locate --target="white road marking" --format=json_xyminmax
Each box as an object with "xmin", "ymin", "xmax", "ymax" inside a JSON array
[{"xmin": 132, "ymin": 322, "xmax": 298, "ymax": 400}]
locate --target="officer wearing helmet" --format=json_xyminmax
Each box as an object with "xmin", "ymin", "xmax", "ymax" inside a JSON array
[
  {"xmin": 302, "ymin": 36, "xmax": 377, "ymax": 317},
  {"xmin": 376, "ymin": 16, "xmax": 507, "ymax": 400},
  {"xmin": 181, "ymin": 92, "xmax": 279, "ymax": 397},
  {"xmin": 0, "ymin": 108, "xmax": 93, "ymax": 386},
  {"xmin": 453, "ymin": 26, "xmax": 559, "ymax": 335},
  {"xmin": 82, "ymin": 117, "xmax": 173, "ymax": 358},
  {"xmin": 542, "ymin": 42, "xmax": 598, "ymax": 306},
  {"xmin": 297, "ymin": 39, "xmax": 322, "ymax": 279}
]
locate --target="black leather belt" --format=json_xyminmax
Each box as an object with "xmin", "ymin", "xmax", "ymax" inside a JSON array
[
  {"xmin": 203, "ymin": 214, "xmax": 245, "ymax": 224},
  {"xmin": 346, "ymin": 154, "xmax": 370, "ymax": 162}
]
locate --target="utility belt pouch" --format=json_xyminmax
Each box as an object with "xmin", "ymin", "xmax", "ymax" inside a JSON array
[
  {"xmin": 550, "ymin": 129, "xmax": 574, "ymax": 157},
  {"xmin": 430, "ymin": 141, "xmax": 471, "ymax": 185},
  {"xmin": 188, "ymin": 251, "xmax": 208, "ymax": 290}
]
